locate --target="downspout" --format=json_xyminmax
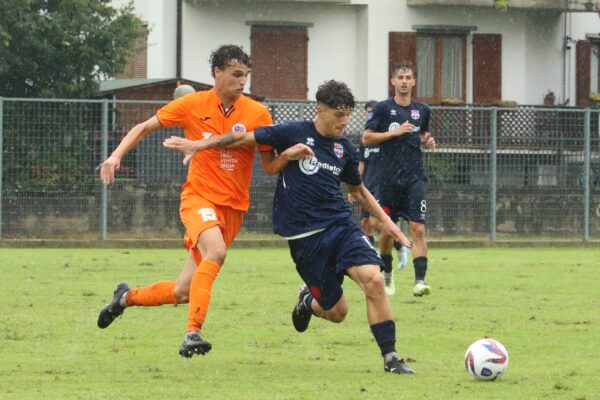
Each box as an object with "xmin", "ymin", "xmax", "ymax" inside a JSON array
[{"xmin": 176, "ymin": 0, "xmax": 182, "ymax": 80}]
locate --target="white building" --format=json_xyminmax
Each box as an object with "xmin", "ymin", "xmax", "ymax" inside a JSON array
[{"xmin": 111, "ymin": 0, "xmax": 600, "ymax": 106}]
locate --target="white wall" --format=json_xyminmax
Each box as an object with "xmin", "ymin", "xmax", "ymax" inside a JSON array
[
  {"xmin": 363, "ymin": 1, "xmax": 569, "ymax": 104},
  {"xmin": 111, "ymin": 0, "xmax": 177, "ymax": 78},
  {"xmin": 182, "ymin": 1, "xmax": 365, "ymax": 100},
  {"xmin": 112, "ymin": 0, "xmax": 600, "ymax": 105}
]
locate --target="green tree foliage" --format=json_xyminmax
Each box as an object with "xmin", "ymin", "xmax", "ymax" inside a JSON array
[{"xmin": 0, "ymin": 0, "xmax": 144, "ymax": 98}]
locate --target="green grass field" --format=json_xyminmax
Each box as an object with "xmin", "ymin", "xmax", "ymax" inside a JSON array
[{"xmin": 1, "ymin": 248, "xmax": 598, "ymax": 400}]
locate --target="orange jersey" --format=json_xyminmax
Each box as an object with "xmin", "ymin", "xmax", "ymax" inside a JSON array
[{"xmin": 156, "ymin": 89, "xmax": 273, "ymax": 211}]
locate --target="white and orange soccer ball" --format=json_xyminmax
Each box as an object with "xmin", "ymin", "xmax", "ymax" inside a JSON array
[{"xmin": 464, "ymin": 338, "xmax": 509, "ymax": 381}]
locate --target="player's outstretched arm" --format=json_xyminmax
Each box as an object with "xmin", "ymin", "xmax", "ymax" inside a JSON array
[
  {"xmin": 163, "ymin": 131, "xmax": 256, "ymax": 165},
  {"xmin": 100, "ymin": 116, "xmax": 161, "ymax": 184},
  {"xmin": 362, "ymin": 121, "xmax": 414, "ymax": 146},
  {"xmin": 347, "ymin": 184, "xmax": 411, "ymax": 248},
  {"xmin": 260, "ymin": 143, "xmax": 314, "ymax": 176}
]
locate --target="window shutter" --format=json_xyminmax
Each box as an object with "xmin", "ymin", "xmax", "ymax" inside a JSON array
[
  {"xmin": 576, "ymin": 40, "xmax": 591, "ymax": 106},
  {"xmin": 389, "ymin": 32, "xmax": 417, "ymax": 98},
  {"xmin": 251, "ymin": 26, "xmax": 308, "ymax": 99},
  {"xmin": 117, "ymin": 27, "xmax": 148, "ymax": 79},
  {"xmin": 472, "ymin": 34, "xmax": 501, "ymax": 104}
]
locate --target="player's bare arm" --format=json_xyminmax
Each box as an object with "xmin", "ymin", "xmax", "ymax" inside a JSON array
[
  {"xmin": 100, "ymin": 116, "xmax": 162, "ymax": 184},
  {"xmin": 362, "ymin": 121, "xmax": 414, "ymax": 146},
  {"xmin": 347, "ymin": 184, "xmax": 411, "ymax": 247},
  {"xmin": 163, "ymin": 131, "xmax": 255, "ymax": 165},
  {"xmin": 420, "ymin": 131, "xmax": 436, "ymax": 149},
  {"xmin": 260, "ymin": 143, "xmax": 314, "ymax": 176}
]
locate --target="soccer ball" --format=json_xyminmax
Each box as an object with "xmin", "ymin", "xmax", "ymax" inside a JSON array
[{"xmin": 464, "ymin": 338, "xmax": 509, "ymax": 381}]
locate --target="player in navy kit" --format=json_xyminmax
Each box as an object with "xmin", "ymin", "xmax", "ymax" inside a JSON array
[
  {"xmin": 353, "ymin": 100, "xmax": 409, "ymax": 296},
  {"xmin": 362, "ymin": 62, "xmax": 436, "ymax": 297},
  {"xmin": 164, "ymin": 80, "xmax": 416, "ymax": 374}
]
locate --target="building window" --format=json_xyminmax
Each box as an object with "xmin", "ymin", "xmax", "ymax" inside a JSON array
[
  {"xmin": 416, "ymin": 34, "xmax": 466, "ymax": 103},
  {"xmin": 249, "ymin": 24, "xmax": 310, "ymax": 100}
]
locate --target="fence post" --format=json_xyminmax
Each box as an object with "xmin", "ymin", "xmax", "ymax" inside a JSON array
[
  {"xmin": 0, "ymin": 97, "xmax": 3, "ymax": 239},
  {"xmin": 101, "ymin": 99, "xmax": 108, "ymax": 240},
  {"xmin": 583, "ymin": 108, "xmax": 591, "ymax": 241},
  {"xmin": 490, "ymin": 107, "xmax": 497, "ymax": 241}
]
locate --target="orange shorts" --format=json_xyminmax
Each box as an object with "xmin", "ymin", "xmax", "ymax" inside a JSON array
[{"xmin": 179, "ymin": 185, "xmax": 244, "ymax": 264}]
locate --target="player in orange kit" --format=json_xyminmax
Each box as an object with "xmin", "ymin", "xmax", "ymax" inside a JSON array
[{"xmin": 97, "ymin": 45, "xmax": 303, "ymax": 357}]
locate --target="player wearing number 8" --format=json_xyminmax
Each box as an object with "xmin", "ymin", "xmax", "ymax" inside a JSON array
[
  {"xmin": 97, "ymin": 45, "xmax": 294, "ymax": 358},
  {"xmin": 362, "ymin": 61, "xmax": 436, "ymax": 297}
]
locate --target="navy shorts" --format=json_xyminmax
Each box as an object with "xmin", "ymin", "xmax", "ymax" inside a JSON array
[
  {"xmin": 379, "ymin": 180, "xmax": 427, "ymax": 224},
  {"xmin": 288, "ymin": 222, "xmax": 384, "ymax": 310}
]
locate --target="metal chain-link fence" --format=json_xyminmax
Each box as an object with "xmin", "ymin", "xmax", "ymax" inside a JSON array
[{"xmin": 0, "ymin": 98, "xmax": 598, "ymax": 241}]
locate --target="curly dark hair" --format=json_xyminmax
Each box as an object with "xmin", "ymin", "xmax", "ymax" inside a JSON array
[
  {"xmin": 209, "ymin": 45, "xmax": 252, "ymax": 77},
  {"xmin": 315, "ymin": 80, "xmax": 355, "ymax": 110},
  {"xmin": 391, "ymin": 61, "xmax": 417, "ymax": 78}
]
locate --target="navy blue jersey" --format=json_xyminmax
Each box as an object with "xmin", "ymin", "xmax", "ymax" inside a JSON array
[
  {"xmin": 254, "ymin": 121, "xmax": 361, "ymax": 237},
  {"xmin": 365, "ymin": 99, "xmax": 431, "ymax": 185},
  {"xmin": 358, "ymin": 142, "xmax": 382, "ymax": 194}
]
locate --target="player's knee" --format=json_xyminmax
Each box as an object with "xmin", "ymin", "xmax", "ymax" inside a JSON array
[
  {"xmin": 204, "ymin": 245, "xmax": 227, "ymax": 265},
  {"xmin": 362, "ymin": 271, "xmax": 386, "ymax": 298},
  {"xmin": 411, "ymin": 223, "xmax": 426, "ymax": 240},
  {"xmin": 173, "ymin": 284, "xmax": 190, "ymax": 303},
  {"xmin": 325, "ymin": 307, "xmax": 347, "ymax": 323}
]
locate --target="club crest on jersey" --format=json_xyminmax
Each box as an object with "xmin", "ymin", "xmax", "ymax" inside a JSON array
[
  {"xmin": 232, "ymin": 123, "xmax": 247, "ymax": 132},
  {"xmin": 306, "ymin": 137, "xmax": 315, "ymax": 147},
  {"xmin": 411, "ymin": 110, "xmax": 420, "ymax": 120},
  {"xmin": 334, "ymin": 143, "xmax": 344, "ymax": 158}
]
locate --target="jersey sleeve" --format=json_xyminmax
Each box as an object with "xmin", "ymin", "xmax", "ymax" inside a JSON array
[
  {"xmin": 421, "ymin": 104, "xmax": 431, "ymax": 133},
  {"xmin": 340, "ymin": 141, "xmax": 361, "ymax": 186},
  {"xmin": 254, "ymin": 122, "xmax": 294, "ymax": 153},
  {"xmin": 155, "ymin": 96, "xmax": 191, "ymax": 128},
  {"xmin": 364, "ymin": 101, "xmax": 385, "ymax": 132},
  {"xmin": 255, "ymin": 107, "xmax": 274, "ymax": 152},
  {"xmin": 358, "ymin": 143, "xmax": 366, "ymax": 162}
]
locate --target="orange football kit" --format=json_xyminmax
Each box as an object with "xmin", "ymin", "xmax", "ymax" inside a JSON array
[{"xmin": 125, "ymin": 89, "xmax": 273, "ymax": 332}]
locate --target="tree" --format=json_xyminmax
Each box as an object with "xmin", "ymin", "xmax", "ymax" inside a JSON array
[{"xmin": 0, "ymin": 0, "xmax": 144, "ymax": 98}]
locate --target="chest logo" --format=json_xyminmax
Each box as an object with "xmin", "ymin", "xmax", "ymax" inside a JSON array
[
  {"xmin": 232, "ymin": 123, "xmax": 247, "ymax": 132},
  {"xmin": 411, "ymin": 110, "xmax": 420, "ymax": 120},
  {"xmin": 388, "ymin": 122, "xmax": 400, "ymax": 131},
  {"xmin": 306, "ymin": 137, "xmax": 315, "ymax": 147},
  {"xmin": 391, "ymin": 109, "xmax": 397, "ymax": 116},
  {"xmin": 299, "ymin": 156, "xmax": 342, "ymax": 176},
  {"xmin": 334, "ymin": 143, "xmax": 344, "ymax": 158}
]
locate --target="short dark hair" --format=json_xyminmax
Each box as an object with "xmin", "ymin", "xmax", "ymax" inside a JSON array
[
  {"xmin": 315, "ymin": 80, "xmax": 355, "ymax": 110},
  {"xmin": 364, "ymin": 100, "xmax": 377, "ymax": 111},
  {"xmin": 209, "ymin": 45, "xmax": 252, "ymax": 77},
  {"xmin": 391, "ymin": 61, "xmax": 417, "ymax": 79}
]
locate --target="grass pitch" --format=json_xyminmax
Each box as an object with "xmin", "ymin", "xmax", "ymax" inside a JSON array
[{"xmin": 1, "ymin": 247, "xmax": 598, "ymax": 400}]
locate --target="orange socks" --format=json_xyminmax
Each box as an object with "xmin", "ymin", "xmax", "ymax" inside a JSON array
[
  {"xmin": 186, "ymin": 259, "xmax": 221, "ymax": 332},
  {"xmin": 126, "ymin": 281, "xmax": 178, "ymax": 306}
]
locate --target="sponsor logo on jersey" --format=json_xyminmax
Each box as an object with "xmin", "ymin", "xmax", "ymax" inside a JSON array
[
  {"xmin": 232, "ymin": 123, "xmax": 247, "ymax": 132},
  {"xmin": 389, "ymin": 122, "xmax": 400, "ymax": 131},
  {"xmin": 334, "ymin": 143, "xmax": 344, "ymax": 158},
  {"xmin": 306, "ymin": 137, "xmax": 315, "ymax": 146},
  {"xmin": 411, "ymin": 110, "xmax": 420, "ymax": 120},
  {"xmin": 299, "ymin": 156, "xmax": 342, "ymax": 176},
  {"xmin": 364, "ymin": 146, "xmax": 380, "ymax": 158},
  {"xmin": 202, "ymin": 132, "xmax": 213, "ymax": 139}
]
